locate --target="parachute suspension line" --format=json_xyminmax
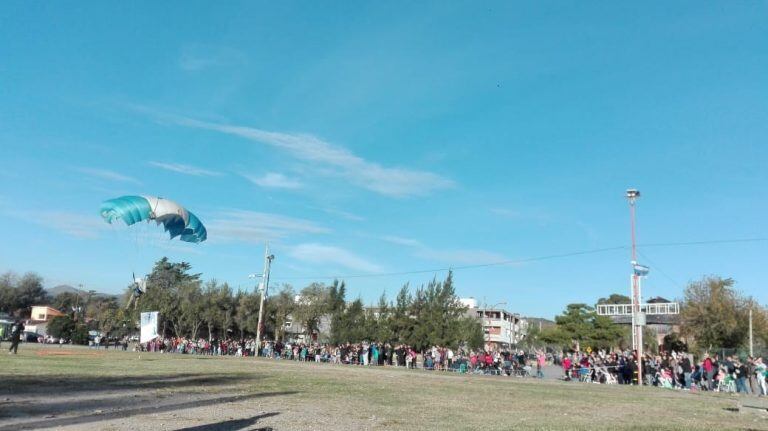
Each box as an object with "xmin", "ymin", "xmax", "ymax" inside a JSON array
[
  {"xmin": 99, "ymin": 194, "xmax": 207, "ymax": 306},
  {"xmin": 148, "ymin": 197, "xmax": 162, "ymax": 221}
]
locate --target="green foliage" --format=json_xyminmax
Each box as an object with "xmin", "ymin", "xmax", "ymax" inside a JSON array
[
  {"xmin": 0, "ymin": 259, "xmax": 483, "ymax": 350},
  {"xmin": 47, "ymin": 315, "xmax": 76, "ymax": 339},
  {"xmin": 293, "ymin": 283, "xmax": 330, "ymax": 340},
  {"xmin": 266, "ymin": 284, "xmax": 295, "ymax": 341},
  {"xmin": 52, "ymin": 292, "xmax": 81, "ymax": 313},
  {"xmin": 458, "ymin": 316, "xmax": 485, "ymax": 350},
  {"xmin": 597, "ymin": 294, "xmax": 631, "ymax": 305},
  {"xmin": 233, "ymin": 291, "xmax": 260, "ymax": 338},
  {"xmin": 47, "ymin": 315, "xmax": 90, "ymax": 345},
  {"xmin": 680, "ymin": 276, "xmax": 767, "ymax": 351},
  {"xmin": 70, "ymin": 325, "xmax": 89, "ymax": 345},
  {"xmin": 0, "ymin": 271, "xmax": 50, "ymax": 316},
  {"xmin": 663, "ymin": 333, "xmax": 688, "ymax": 353},
  {"xmin": 324, "ymin": 272, "xmax": 480, "ymax": 349},
  {"xmin": 546, "ymin": 303, "xmax": 624, "ymax": 350}
]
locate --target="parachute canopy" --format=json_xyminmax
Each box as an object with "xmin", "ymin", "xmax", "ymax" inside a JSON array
[{"xmin": 99, "ymin": 195, "xmax": 207, "ymax": 243}]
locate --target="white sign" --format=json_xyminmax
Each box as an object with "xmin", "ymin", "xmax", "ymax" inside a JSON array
[{"xmin": 140, "ymin": 311, "xmax": 159, "ymax": 343}]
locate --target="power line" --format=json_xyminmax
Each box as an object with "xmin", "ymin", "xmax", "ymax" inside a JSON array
[
  {"xmin": 270, "ymin": 245, "xmax": 626, "ymax": 281},
  {"xmin": 270, "ymin": 237, "xmax": 766, "ymax": 282},
  {"xmin": 636, "ymin": 249, "xmax": 683, "ymax": 290},
  {"xmin": 638, "ymin": 238, "xmax": 767, "ymax": 248}
]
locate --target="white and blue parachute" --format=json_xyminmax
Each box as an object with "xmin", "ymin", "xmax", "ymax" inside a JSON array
[{"xmin": 99, "ymin": 195, "xmax": 207, "ymax": 243}]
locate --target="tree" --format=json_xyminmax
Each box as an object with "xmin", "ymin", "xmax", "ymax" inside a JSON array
[
  {"xmin": 663, "ymin": 333, "xmax": 688, "ymax": 353},
  {"xmin": 14, "ymin": 272, "xmax": 50, "ymax": 314},
  {"xmin": 0, "ymin": 272, "xmax": 18, "ymax": 313},
  {"xmin": 395, "ymin": 272, "xmax": 477, "ymax": 350},
  {"xmin": 293, "ymin": 283, "xmax": 329, "ymax": 341},
  {"xmin": 328, "ymin": 280, "xmax": 347, "ymax": 344},
  {"xmin": 597, "ymin": 294, "xmax": 631, "ymax": 305},
  {"xmin": 47, "ymin": 315, "xmax": 76, "ymax": 339},
  {"xmin": 341, "ymin": 299, "xmax": 366, "ymax": 343},
  {"xmin": 233, "ymin": 291, "xmax": 260, "ymax": 338},
  {"xmin": 679, "ymin": 276, "xmax": 766, "ymax": 351},
  {"xmin": 136, "ymin": 258, "xmax": 201, "ymax": 337},
  {"xmin": 389, "ymin": 284, "xmax": 413, "ymax": 344},
  {"xmin": 52, "ymin": 292, "xmax": 82, "ymax": 314},
  {"xmin": 546, "ymin": 303, "xmax": 624, "ymax": 351},
  {"xmin": 86, "ymin": 296, "xmax": 121, "ymax": 335},
  {"xmin": 267, "ymin": 284, "xmax": 295, "ymax": 341},
  {"xmin": 201, "ymin": 280, "xmax": 235, "ymax": 340},
  {"xmin": 458, "ymin": 315, "xmax": 485, "ymax": 350},
  {"xmin": 371, "ymin": 293, "xmax": 392, "ymax": 342}
]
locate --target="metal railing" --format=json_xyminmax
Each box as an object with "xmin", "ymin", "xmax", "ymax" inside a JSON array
[{"xmin": 596, "ymin": 302, "xmax": 679, "ymax": 316}]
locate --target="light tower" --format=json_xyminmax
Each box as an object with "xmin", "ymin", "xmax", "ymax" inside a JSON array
[{"xmin": 626, "ymin": 188, "xmax": 644, "ymax": 385}]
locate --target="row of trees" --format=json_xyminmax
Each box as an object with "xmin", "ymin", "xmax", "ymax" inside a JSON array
[
  {"xmin": 529, "ymin": 276, "xmax": 767, "ymax": 354},
  {"xmin": 26, "ymin": 258, "xmax": 482, "ymax": 349},
  {"xmin": 5, "ymin": 261, "xmax": 764, "ymax": 354},
  {"xmin": 0, "ymin": 272, "xmax": 50, "ymax": 315}
]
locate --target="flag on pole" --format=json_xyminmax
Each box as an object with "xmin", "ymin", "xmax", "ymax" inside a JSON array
[{"xmin": 632, "ymin": 263, "xmax": 650, "ymax": 277}]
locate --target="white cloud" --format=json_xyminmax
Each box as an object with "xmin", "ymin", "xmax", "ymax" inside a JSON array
[
  {"xmin": 179, "ymin": 44, "xmax": 245, "ymax": 71},
  {"xmin": 379, "ymin": 234, "xmax": 506, "ymax": 266},
  {"xmin": 206, "ymin": 210, "xmax": 329, "ymax": 244},
  {"xmin": 381, "ymin": 235, "xmax": 423, "ymax": 248},
  {"xmin": 414, "ymin": 248, "xmax": 508, "ymax": 266},
  {"xmin": 490, "ymin": 207, "xmax": 553, "ymax": 224},
  {"xmin": 243, "ymin": 172, "xmax": 302, "ymax": 189},
  {"xmin": 164, "ymin": 116, "xmax": 453, "ymax": 197},
  {"xmin": 321, "ymin": 208, "xmax": 365, "ymax": 222},
  {"xmin": 149, "ymin": 161, "xmax": 222, "ymax": 176},
  {"xmin": 1, "ymin": 208, "xmax": 107, "ymax": 239},
  {"xmin": 289, "ymin": 243, "xmax": 382, "ymax": 273},
  {"xmin": 490, "ymin": 208, "xmax": 522, "ymax": 218},
  {"xmin": 75, "ymin": 167, "xmax": 141, "ymax": 184}
]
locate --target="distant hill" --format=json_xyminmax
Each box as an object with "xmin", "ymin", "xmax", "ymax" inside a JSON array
[
  {"xmin": 526, "ymin": 317, "xmax": 556, "ymax": 330},
  {"xmin": 47, "ymin": 285, "xmax": 118, "ymax": 300},
  {"xmin": 47, "ymin": 284, "xmax": 81, "ymax": 296}
]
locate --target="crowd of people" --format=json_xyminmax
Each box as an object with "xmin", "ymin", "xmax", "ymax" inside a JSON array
[
  {"xmin": 557, "ymin": 350, "xmax": 768, "ymax": 395},
  {"xmin": 136, "ymin": 337, "xmax": 548, "ymax": 377},
  {"xmin": 133, "ymin": 337, "xmax": 768, "ymax": 396}
]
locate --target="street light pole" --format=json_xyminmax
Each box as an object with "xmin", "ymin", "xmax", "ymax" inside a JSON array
[
  {"xmin": 627, "ymin": 189, "xmax": 643, "ymax": 385},
  {"xmin": 254, "ymin": 243, "xmax": 274, "ymax": 357},
  {"xmin": 749, "ymin": 308, "xmax": 753, "ymax": 357}
]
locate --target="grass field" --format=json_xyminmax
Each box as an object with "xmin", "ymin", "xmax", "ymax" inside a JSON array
[{"xmin": 0, "ymin": 344, "xmax": 766, "ymax": 431}]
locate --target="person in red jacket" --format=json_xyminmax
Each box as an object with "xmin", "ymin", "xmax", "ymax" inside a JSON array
[
  {"xmin": 703, "ymin": 354, "xmax": 714, "ymax": 390},
  {"xmin": 563, "ymin": 355, "xmax": 573, "ymax": 380}
]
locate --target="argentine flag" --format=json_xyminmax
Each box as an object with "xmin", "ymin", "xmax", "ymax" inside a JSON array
[{"xmin": 633, "ymin": 263, "xmax": 650, "ymax": 277}]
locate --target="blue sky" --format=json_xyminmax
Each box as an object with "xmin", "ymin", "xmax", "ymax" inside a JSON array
[{"xmin": 1, "ymin": 2, "xmax": 766, "ymax": 318}]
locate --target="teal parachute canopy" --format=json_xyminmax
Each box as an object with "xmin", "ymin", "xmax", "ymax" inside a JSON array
[{"xmin": 99, "ymin": 195, "xmax": 207, "ymax": 243}]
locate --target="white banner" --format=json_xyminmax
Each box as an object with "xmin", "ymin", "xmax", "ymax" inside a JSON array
[{"xmin": 140, "ymin": 311, "xmax": 159, "ymax": 343}]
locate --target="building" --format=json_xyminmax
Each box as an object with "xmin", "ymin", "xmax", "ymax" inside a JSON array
[
  {"xmin": 24, "ymin": 305, "xmax": 65, "ymax": 337},
  {"xmin": 605, "ymin": 296, "xmax": 681, "ymax": 346},
  {"xmin": 30, "ymin": 306, "xmax": 65, "ymax": 322},
  {"xmin": 283, "ymin": 314, "xmax": 332, "ymax": 343},
  {"xmin": 461, "ymin": 298, "xmax": 528, "ymax": 351}
]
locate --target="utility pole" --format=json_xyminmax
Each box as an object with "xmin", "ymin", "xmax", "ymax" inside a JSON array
[
  {"xmin": 254, "ymin": 243, "xmax": 275, "ymax": 357},
  {"xmin": 627, "ymin": 189, "xmax": 643, "ymax": 385},
  {"xmin": 749, "ymin": 308, "xmax": 753, "ymax": 357}
]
